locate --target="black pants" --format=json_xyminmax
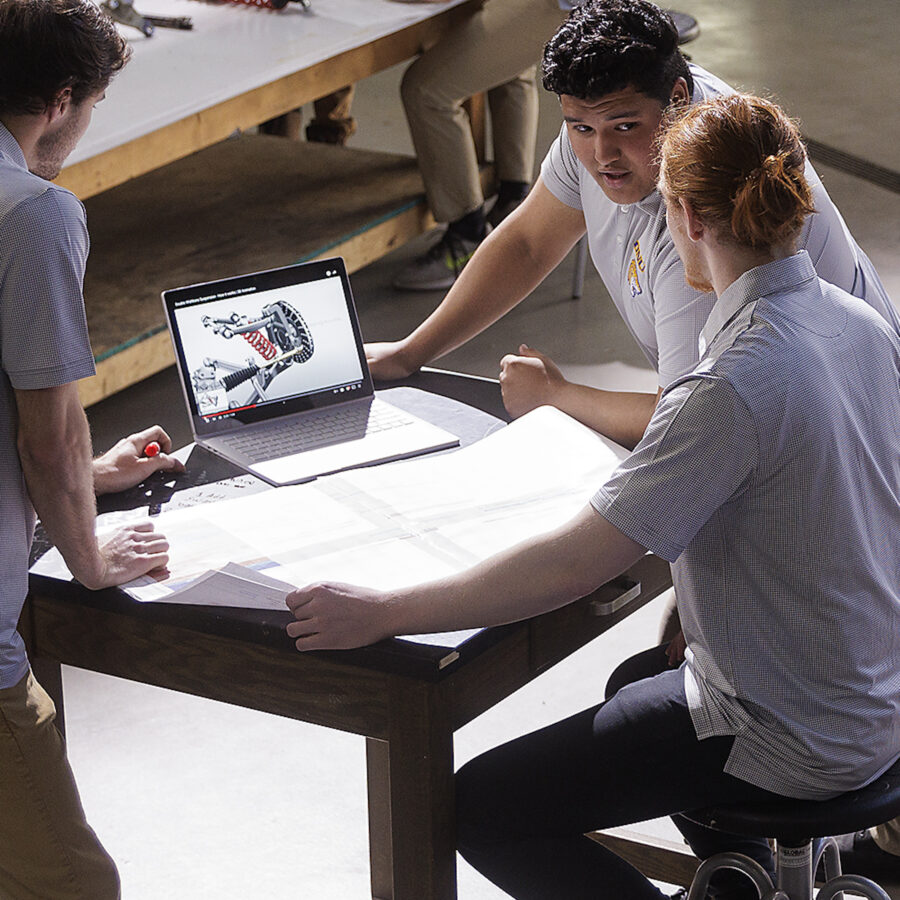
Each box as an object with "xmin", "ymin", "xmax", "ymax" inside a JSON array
[{"xmin": 456, "ymin": 646, "xmax": 778, "ymax": 899}]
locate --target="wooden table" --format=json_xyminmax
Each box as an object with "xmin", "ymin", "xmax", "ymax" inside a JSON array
[
  {"xmin": 61, "ymin": 0, "xmax": 489, "ymax": 406},
  {"xmin": 23, "ymin": 371, "xmax": 674, "ymax": 900}
]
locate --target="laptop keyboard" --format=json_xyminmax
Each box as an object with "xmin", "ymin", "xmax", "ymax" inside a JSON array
[{"xmin": 221, "ymin": 402, "xmax": 413, "ymax": 461}]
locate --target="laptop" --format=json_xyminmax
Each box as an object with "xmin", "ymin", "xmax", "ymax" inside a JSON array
[{"xmin": 162, "ymin": 257, "xmax": 459, "ymax": 486}]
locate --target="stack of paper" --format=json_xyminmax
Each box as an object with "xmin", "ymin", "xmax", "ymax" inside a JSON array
[{"xmin": 32, "ymin": 407, "xmax": 629, "ymax": 615}]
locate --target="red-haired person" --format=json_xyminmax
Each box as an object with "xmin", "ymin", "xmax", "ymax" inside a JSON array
[{"xmin": 286, "ymin": 94, "xmax": 900, "ymax": 899}]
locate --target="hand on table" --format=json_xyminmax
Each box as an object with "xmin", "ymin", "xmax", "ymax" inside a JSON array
[
  {"xmin": 286, "ymin": 582, "xmax": 395, "ymax": 651},
  {"xmin": 499, "ymin": 344, "xmax": 567, "ymax": 418},
  {"xmin": 93, "ymin": 426, "xmax": 184, "ymax": 495},
  {"xmin": 78, "ymin": 522, "xmax": 170, "ymax": 590}
]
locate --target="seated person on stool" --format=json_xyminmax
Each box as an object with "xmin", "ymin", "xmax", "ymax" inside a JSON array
[
  {"xmin": 285, "ymin": 93, "xmax": 900, "ymax": 899},
  {"xmin": 376, "ymin": 3, "xmax": 900, "ymax": 872}
]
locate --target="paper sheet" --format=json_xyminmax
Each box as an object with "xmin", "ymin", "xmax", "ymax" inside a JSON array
[{"xmin": 32, "ymin": 408, "xmax": 629, "ymax": 645}]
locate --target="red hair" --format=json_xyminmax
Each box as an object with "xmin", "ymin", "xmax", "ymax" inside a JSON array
[{"xmin": 659, "ymin": 94, "xmax": 815, "ymax": 249}]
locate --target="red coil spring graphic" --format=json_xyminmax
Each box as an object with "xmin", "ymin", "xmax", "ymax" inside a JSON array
[{"xmin": 242, "ymin": 330, "xmax": 277, "ymax": 360}]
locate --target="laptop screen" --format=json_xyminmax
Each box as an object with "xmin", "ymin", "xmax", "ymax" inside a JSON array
[{"xmin": 162, "ymin": 258, "xmax": 373, "ymax": 437}]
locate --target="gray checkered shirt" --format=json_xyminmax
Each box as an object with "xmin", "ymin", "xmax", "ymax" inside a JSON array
[
  {"xmin": 0, "ymin": 123, "xmax": 95, "ymax": 689},
  {"xmin": 592, "ymin": 252, "xmax": 900, "ymax": 799}
]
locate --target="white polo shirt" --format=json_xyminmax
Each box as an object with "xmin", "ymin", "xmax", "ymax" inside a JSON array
[
  {"xmin": 540, "ymin": 64, "xmax": 900, "ymax": 387},
  {"xmin": 592, "ymin": 252, "xmax": 900, "ymax": 799}
]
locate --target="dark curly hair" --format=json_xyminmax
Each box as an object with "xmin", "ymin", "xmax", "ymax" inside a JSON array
[
  {"xmin": 542, "ymin": 0, "xmax": 692, "ymax": 105},
  {"xmin": 0, "ymin": 0, "xmax": 130, "ymax": 116}
]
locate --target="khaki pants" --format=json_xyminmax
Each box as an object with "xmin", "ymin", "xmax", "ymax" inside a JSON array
[
  {"xmin": 400, "ymin": 0, "xmax": 567, "ymax": 223},
  {"xmin": 0, "ymin": 671, "xmax": 119, "ymax": 900}
]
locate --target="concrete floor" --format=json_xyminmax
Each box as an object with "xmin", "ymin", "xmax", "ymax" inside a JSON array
[{"xmin": 67, "ymin": 2, "xmax": 900, "ymax": 897}]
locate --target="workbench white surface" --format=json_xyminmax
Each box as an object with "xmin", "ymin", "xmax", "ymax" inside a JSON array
[{"xmin": 72, "ymin": 0, "xmax": 467, "ymax": 165}]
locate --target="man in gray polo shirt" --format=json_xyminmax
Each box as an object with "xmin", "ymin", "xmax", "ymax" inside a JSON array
[
  {"xmin": 285, "ymin": 93, "xmax": 900, "ymax": 900},
  {"xmin": 366, "ymin": 0, "xmax": 898, "ymax": 451},
  {"xmin": 0, "ymin": 1, "xmax": 181, "ymax": 895}
]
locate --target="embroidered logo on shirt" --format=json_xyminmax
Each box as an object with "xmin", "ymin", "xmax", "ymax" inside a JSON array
[
  {"xmin": 633, "ymin": 240, "xmax": 645, "ymax": 272},
  {"xmin": 626, "ymin": 240, "xmax": 645, "ymax": 297}
]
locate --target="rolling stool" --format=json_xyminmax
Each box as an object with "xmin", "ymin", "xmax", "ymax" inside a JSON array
[{"xmin": 683, "ymin": 756, "xmax": 900, "ymax": 899}]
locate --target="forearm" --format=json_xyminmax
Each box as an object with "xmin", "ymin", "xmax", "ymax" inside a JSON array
[
  {"xmin": 552, "ymin": 383, "xmax": 659, "ymax": 450},
  {"xmin": 398, "ymin": 183, "xmax": 585, "ymax": 371},
  {"xmin": 287, "ymin": 506, "xmax": 647, "ymax": 650},
  {"xmin": 399, "ymin": 235, "xmax": 554, "ymax": 369},
  {"xmin": 387, "ymin": 506, "xmax": 644, "ymax": 635},
  {"xmin": 17, "ymin": 394, "xmax": 104, "ymax": 584}
]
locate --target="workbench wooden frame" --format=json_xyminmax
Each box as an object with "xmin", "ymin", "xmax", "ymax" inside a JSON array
[{"xmin": 58, "ymin": 1, "xmax": 481, "ymax": 200}]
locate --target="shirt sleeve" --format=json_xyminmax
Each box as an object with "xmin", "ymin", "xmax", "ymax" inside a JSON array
[
  {"xmin": 0, "ymin": 188, "xmax": 96, "ymax": 389},
  {"xmin": 539, "ymin": 124, "xmax": 584, "ymax": 211},
  {"xmin": 591, "ymin": 375, "xmax": 758, "ymax": 561}
]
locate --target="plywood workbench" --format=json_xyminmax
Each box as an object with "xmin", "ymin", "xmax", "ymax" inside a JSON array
[{"xmin": 56, "ymin": 0, "xmax": 486, "ymax": 405}]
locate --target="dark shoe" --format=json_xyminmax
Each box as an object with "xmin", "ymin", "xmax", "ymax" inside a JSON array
[
  {"xmin": 392, "ymin": 227, "xmax": 485, "ymax": 291},
  {"xmin": 836, "ymin": 829, "xmax": 900, "ymax": 879},
  {"xmin": 665, "ymin": 10, "xmax": 700, "ymax": 44},
  {"xmin": 304, "ymin": 118, "xmax": 356, "ymax": 146}
]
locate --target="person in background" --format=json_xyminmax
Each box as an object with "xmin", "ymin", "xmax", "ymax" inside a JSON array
[
  {"xmin": 392, "ymin": 0, "xmax": 571, "ymax": 291},
  {"xmin": 260, "ymin": 85, "xmax": 357, "ymax": 145}
]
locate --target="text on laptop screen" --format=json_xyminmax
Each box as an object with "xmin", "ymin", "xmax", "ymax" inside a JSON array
[{"xmin": 168, "ymin": 266, "xmax": 366, "ymax": 424}]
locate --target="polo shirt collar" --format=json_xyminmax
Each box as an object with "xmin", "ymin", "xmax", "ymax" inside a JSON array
[
  {"xmin": 700, "ymin": 251, "xmax": 816, "ymax": 356},
  {"xmin": 0, "ymin": 122, "xmax": 28, "ymax": 170},
  {"xmin": 636, "ymin": 190, "xmax": 663, "ymax": 215}
]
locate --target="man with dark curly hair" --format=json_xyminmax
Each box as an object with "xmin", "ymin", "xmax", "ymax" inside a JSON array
[{"xmin": 366, "ymin": 0, "xmax": 897, "ymax": 451}]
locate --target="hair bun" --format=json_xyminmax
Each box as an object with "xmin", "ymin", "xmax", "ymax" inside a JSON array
[
  {"xmin": 746, "ymin": 153, "xmax": 786, "ymax": 188},
  {"xmin": 762, "ymin": 153, "xmax": 787, "ymax": 178}
]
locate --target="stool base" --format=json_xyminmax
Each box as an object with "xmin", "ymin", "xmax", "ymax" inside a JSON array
[{"xmin": 686, "ymin": 836, "xmax": 892, "ymax": 900}]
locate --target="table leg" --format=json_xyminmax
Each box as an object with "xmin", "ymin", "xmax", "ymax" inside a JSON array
[{"xmin": 366, "ymin": 680, "xmax": 456, "ymax": 900}]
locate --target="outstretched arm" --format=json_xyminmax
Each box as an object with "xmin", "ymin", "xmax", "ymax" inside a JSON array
[
  {"xmin": 286, "ymin": 504, "xmax": 646, "ymax": 650},
  {"xmin": 365, "ymin": 179, "xmax": 586, "ymax": 380}
]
